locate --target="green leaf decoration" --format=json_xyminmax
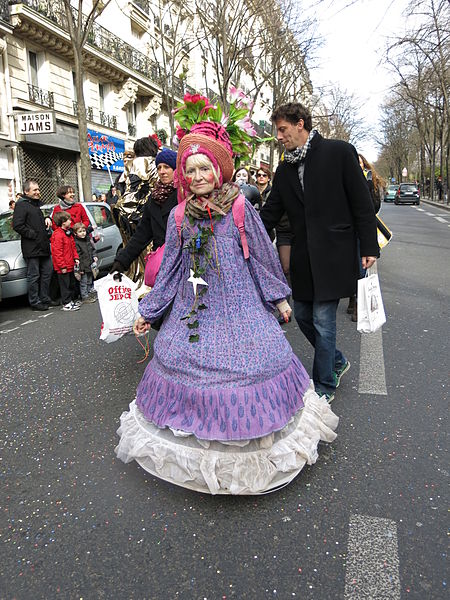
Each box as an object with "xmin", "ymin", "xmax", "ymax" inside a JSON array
[
  {"xmin": 189, "ymin": 334, "xmax": 200, "ymax": 343},
  {"xmin": 187, "ymin": 320, "xmax": 199, "ymax": 329},
  {"xmin": 198, "ymin": 304, "xmax": 207, "ymax": 310}
]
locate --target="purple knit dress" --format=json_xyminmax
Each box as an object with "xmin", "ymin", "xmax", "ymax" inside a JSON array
[{"xmin": 135, "ymin": 199, "xmax": 310, "ymax": 441}]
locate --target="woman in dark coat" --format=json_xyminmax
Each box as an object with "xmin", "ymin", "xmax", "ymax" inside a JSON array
[{"xmin": 111, "ymin": 148, "xmax": 177, "ymax": 275}]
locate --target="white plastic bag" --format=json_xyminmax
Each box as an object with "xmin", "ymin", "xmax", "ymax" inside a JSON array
[
  {"xmin": 357, "ymin": 273, "xmax": 386, "ymax": 333},
  {"xmin": 94, "ymin": 273, "xmax": 139, "ymax": 343}
]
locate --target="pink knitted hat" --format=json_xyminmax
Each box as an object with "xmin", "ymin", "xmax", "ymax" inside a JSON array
[{"xmin": 176, "ymin": 122, "xmax": 235, "ymax": 201}]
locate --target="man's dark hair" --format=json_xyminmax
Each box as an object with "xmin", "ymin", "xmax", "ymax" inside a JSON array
[
  {"xmin": 134, "ymin": 136, "xmax": 159, "ymax": 158},
  {"xmin": 56, "ymin": 185, "xmax": 74, "ymax": 200},
  {"xmin": 53, "ymin": 211, "xmax": 71, "ymax": 227},
  {"xmin": 23, "ymin": 179, "xmax": 39, "ymax": 194},
  {"xmin": 271, "ymin": 103, "xmax": 312, "ymax": 131}
]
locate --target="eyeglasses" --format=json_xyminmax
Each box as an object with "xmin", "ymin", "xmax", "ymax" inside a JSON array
[{"xmin": 257, "ymin": 173, "xmax": 268, "ymax": 177}]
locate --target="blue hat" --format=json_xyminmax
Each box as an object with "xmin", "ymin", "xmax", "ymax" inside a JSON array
[{"xmin": 155, "ymin": 148, "xmax": 177, "ymax": 170}]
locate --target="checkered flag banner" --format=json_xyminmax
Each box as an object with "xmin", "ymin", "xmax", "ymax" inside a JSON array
[{"xmin": 89, "ymin": 150, "xmax": 123, "ymax": 170}]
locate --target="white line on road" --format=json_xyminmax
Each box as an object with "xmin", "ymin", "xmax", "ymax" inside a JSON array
[
  {"xmin": 21, "ymin": 319, "xmax": 39, "ymax": 326},
  {"xmin": 425, "ymin": 212, "xmax": 435, "ymax": 216},
  {"xmin": 435, "ymin": 216, "xmax": 448, "ymax": 223},
  {"xmin": 0, "ymin": 320, "xmax": 15, "ymax": 327},
  {"xmin": 416, "ymin": 208, "xmax": 425, "ymax": 212},
  {"xmin": 345, "ymin": 514, "xmax": 401, "ymax": 600},
  {"xmin": 358, "ymin": 328, "xmax": 387, "ymax": 395},
  {"xmin": 0, "ymin": 327, "xmax": 20, "ymax": 334}
]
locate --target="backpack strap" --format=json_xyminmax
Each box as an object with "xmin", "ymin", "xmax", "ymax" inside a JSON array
[
  {"xmin": 232, "ymin": 194, "xmax": 249, "ymax": 259},
  {"xmin": 174, "ymin": 200, "xmax": 187, "ymax": 241}
]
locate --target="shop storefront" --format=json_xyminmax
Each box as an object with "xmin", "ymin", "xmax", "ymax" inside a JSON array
[{"xmin": 19, "ymin": 120, "xmax": 79, "ymax": 204}]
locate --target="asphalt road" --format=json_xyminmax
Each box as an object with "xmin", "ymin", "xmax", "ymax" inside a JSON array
[{"xmin": 1, "ymin": 202, "xmax": 448, "ymax": 600}]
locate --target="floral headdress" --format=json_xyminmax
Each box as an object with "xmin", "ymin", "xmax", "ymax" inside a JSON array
[
  {"xmin": 173, "ymin": 87, "xmax": 268, "ymax": 168},
  {"xmin": 173, "ymin": 88, "xmax": 271, "ymax": 202}
]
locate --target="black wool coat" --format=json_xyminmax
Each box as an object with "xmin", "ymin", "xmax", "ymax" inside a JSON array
[
  {"xmin": 115, "ymin": 189, "xmax": 178, "ymax": 270},
  {"xmin": 12, "ymin": 195, "xmax": 51, "ymax": 258},
  {"xmin": 260, "ymin": 134, "xmax": 379, "ymax": 302}
]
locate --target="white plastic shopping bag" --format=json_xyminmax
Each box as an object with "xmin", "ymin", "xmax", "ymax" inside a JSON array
[
  {"xmin": 94, "ymin": 273, "xmax": 140, "ymax": 343},
  {"xmin": 357, "ymin": 272, "xmax": 386, "ymax": 333}
]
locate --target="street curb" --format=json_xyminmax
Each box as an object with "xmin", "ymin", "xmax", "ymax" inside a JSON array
[{"xmin": 421, "ymin": 198, "xmax": 450, "ymax": 212}]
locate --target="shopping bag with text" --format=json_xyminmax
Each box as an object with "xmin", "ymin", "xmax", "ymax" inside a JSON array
[
  {"xmin": 357, "ymin": 273, "xmax": 386, "ymax": 333},
  {"xmin": 94, "ymin": 273, "xmax": 139, "ymax": 343}
]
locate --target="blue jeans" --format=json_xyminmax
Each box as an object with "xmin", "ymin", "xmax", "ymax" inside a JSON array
[
  {"xmin": 80, "ymin": 272, "xmax": 93, "ymax": 299},
  {"xmin": 294, "ymin": 300, "xmax": 347, "ymax": 395},
  {"xmin": 25, "ymin": 256, "xmax": 53, "ymax": 306}
]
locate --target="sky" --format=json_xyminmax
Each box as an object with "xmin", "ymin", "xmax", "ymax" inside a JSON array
[{"xmin": 307, "ymin": 0, "xmax": 410, "ymax": 161}]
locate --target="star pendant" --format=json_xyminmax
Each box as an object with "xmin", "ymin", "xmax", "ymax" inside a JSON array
[{"xmin": 188, "ymin": 269, "xmax": 208, "ymax": 295}]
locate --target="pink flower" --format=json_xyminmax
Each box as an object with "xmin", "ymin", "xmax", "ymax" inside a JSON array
[
  {"xmin": 176, "ymin": 127, "xmax": 186, "ymax": 140},
  {"xmin": 236, "ymin": 116, "xmax": 257, "ymax": 137},
  {"xmin": 229, "ymin": 86, "xmax": 246, "ymax": 103},
  {"xmin": 183, "ymin": 93, "xmax": 210, "ymax": 105}
]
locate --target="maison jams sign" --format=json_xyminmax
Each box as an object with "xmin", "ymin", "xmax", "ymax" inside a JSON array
[{"xmin": 17, "ymin": 111, "xmax": 56, "ymax": 134}]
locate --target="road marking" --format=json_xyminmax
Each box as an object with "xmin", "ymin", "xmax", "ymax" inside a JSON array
[
  {"xmin": 21, "ymin": 319, "xmax": 39, "ymax": 326},
  {"xmin": 0, "ymin": 327, "xmax": 20, "ymax": 334},
  {"xmin": 0, "ymin": 320, "xmax": 15, "ymax": 327},
  {"xmin": 416, "ymin": 207, "xmax": 425, "ymax": 211},
  {"xmin": 358, "ymin": 328, "xmax": 387, "ymax": 395},
  {"xmin": 345, "ymin": 514, "xmax": 401, "ymax": 600},
  {"xmin": 435, "ymin": 216, "xmax": 448, "ymax": 223},
  {"xmin": 425, "ymin": 211, "xmax": 435, "ymax": 216}
]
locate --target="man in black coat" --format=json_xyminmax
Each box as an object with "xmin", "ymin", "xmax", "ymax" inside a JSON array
[
  {"xmin": 12, "ymin": 179, "xmax": 53, "ymax": 311},
  {"xmin": 260, "ymin": 103, "xmax": 379, "ymax": 402}
]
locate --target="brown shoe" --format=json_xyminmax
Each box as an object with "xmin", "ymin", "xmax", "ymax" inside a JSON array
[{"xmin": 347, "ymin": 296, "xmax": 356, "ymax": 314}]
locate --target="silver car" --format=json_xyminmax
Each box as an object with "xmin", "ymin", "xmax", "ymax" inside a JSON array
[{"xmin": 0, "ymin": 202, "xmax": 122, "ymax": 300}]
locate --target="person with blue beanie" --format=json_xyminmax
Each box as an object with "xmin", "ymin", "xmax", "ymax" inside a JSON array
[{"xmin": 110, "ymin": 147, "xmax": 178, "ymax": 276}]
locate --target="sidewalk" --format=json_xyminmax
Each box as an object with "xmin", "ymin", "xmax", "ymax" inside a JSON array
[{"xmin": 421, "ymin": 196, "xmax": 450, "ymax": 211}]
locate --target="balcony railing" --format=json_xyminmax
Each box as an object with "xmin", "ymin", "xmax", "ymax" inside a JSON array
[
  {"xmin": 73, "ymin": 101, "xmax": 93, "ymax": 121},
  {"xmin": 100, "ymin": 111, "xmax": 117, "ymax": 129},
  {"xmin": 128, "ymin": 123, "xmax": 136, "ymax": 137},
  {"xmin": 0, "ymin": 0, "xmax": 9, "ymax": 21},
  {"xmin": 18, "ymin": 0, "xmax": 161, "ymax": 83},
  {"xmin": 132, "ymin": 0, "xmax": 149, "ymax": 12},
  {"xmin": 28, "ymin": 84, "xmax": 54, "ymax": 108}
]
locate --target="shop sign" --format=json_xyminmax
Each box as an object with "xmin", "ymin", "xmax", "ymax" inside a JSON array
[
  {"xmin": 88, "ymin": 129, "xmax": 125, "ymax": 172},
  {"xmin": 17, "ymin": 111, "xmax": 56, "ymax": 134}
]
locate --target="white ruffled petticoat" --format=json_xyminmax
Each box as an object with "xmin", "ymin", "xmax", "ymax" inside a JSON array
[{"xmin": 115, "ymin": 382, "xmax": 338, "ymax": 495}]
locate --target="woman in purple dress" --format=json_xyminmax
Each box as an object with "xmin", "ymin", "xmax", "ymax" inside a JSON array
[{"xmin": 115, "ymin": 120, "xmax": 338, "ymax": 494}]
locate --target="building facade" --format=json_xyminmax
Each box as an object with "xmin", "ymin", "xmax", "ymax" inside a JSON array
[{"xmin": 0, "ymin": 0, "xmax": 311, "ymax": 211}]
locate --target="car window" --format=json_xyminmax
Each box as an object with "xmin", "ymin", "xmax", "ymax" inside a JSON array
[
  {"xmin": 0, "ymin": 212, "xmax": 20, "ymax": 242},
  {"xmin": 400, "ymin": 185, "xmax": 417, "ymax": 191},
  {"xmin": 86, "ymin": 204, "xmax": 115, "ymax": 229}
]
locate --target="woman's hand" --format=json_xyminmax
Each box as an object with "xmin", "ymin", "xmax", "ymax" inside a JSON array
[
  {"xmin": 280, "ymin": 306, "xmax": 292, "ymax": 323},
  {"xmin": 133, "ymin": 316, "xmax": 151, "ymax": 335}
]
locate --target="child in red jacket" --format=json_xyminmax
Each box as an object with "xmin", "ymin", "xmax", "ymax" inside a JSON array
[{"xmin": 51, "ymin": 211, "xmax": 81, "ymax": 311}]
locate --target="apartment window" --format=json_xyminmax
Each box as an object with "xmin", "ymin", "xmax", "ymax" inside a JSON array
[
  {"xmin": 72, "ymin": 72, "xmax": 77, "ymax": 101},
  {"xmin": 28, "ymin": 51, "xmax": 39, "ymax": 87},
  {"xmin": 99, "ymin": 83, "xmax": 105, "ymax": 112}
]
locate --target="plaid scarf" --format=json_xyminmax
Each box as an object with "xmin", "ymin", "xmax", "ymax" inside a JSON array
[{"xmin": 283, "ymin": 129, "xmax": 318, "ymax": 164}]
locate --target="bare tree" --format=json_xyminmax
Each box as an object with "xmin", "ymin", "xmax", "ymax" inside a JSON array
[
  {"xmin": 60, "ymin": 0, "xmax": 113, "ymax": 201},
  {"xmin": 312, "ymin": 85, "xmax": 370, "ymax": 146},
  {"xmin": 194, "ymin": 0, "xmax": 272, "ymax": 109},
  {"xmin": 386, "ymin": 0, "xmax": 450, "ymax": 195},
  {"xmin": 146, "ymin": 0, "xmax": 201, "ymax": 140}
]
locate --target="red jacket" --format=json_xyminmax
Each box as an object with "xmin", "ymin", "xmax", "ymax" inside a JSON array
[
  {"xmin": 51, "ymin": 227, "xmax": 79, "ymax": 273},
  {"xmin": 52, "ymin": 203, "xmax": 90, "ymax": 230}
]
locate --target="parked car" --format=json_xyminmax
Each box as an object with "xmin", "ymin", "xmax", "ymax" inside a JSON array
[
  {"xmin": 0, "ymin": 202, "xmax": 122, "ymax": 300},
  {"xmin": 384, "ymin": 184, "xmax": 399, "ymax": 202},
  {"xmin": 395, "ymin": 183, "xmax": 420, "ymax": 205}
]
